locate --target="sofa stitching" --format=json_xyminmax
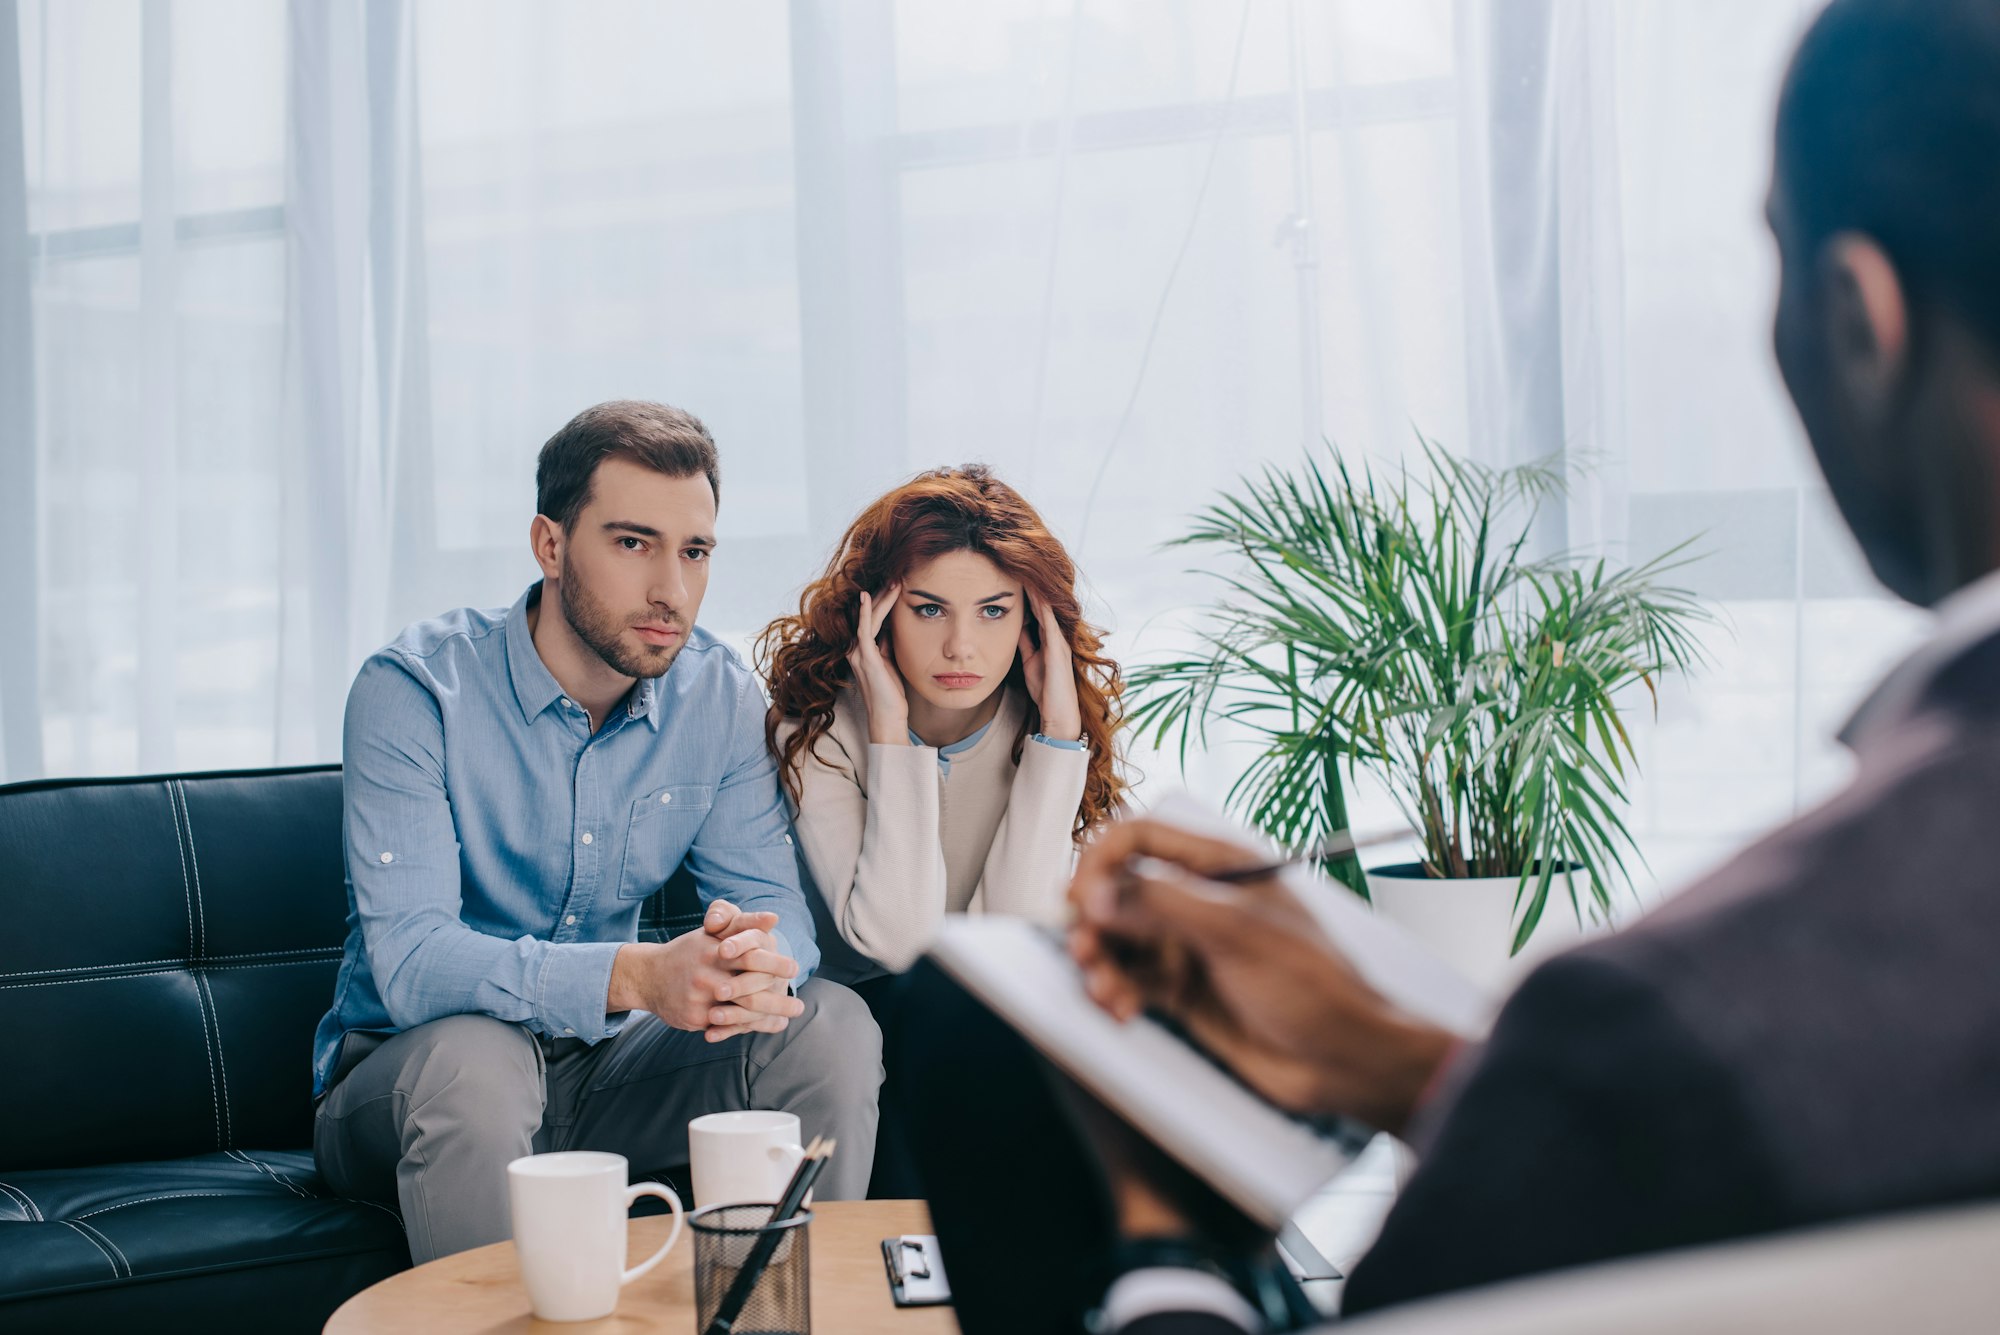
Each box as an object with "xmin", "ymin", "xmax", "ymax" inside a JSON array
[
  {"xmin": 0, "ymin": 960, "xmax": 336, "ymax": 991},
  {"xmin": 229, "ymin": 1149, "xmax": 311, "ymax": 1198},
  {"xmin": 350, "ymin": 1197, "xmax": 405, "ymax": 1225},
  {"xmin": 167, "ymin": 782, "xmax": 196, "ymax": 962},
  {"xmin": 255, "ymin": 1157, "xmax": 314, "ymax": 1197},
  {"xmin": 197, "ymin": 972, "xmax": 235, "ymax": 1148},
  {"xmin": 190, "ymin": 969, "xmax": 223, "ymax": 1151},
  {"xmin": 225, "ymin": 1149, "xmax": 258, "ymax": 1191},
  {"xmin": 196, "ymin": 991, "xmax": 223, "ymax": 1150},
  {"xmin": 58, "ymin": 1220, "xmax": 121, "ymax": 1278},
  {"xmin": 169, "ymin": 780, "xmax": 223, "ymax": 1153},
  {"xmin": 75, "ymin": 1190, "xmax": 260, "ymax": 1218},
  {"xmin": 0, "ymin": 1180, "xmax": 44, "ymax": 1221},
  {"xmin": 199, "ymin": 959, "xmax": 331, "ymax": 973},
  {"xmin": 0, "ymin": 969, "xmax": 189, "ymax": 991},
  {"xmin": 0, "ymin": 948, "xmax": 341, "ymax": 982},
  {"xmin": 265, "ymin": 1159, "xmax": 317, "ymax": 1199},
  {"xmin": 177, "ymin": 780, "xmax": 239, "ymax": 1150},
  {"xmin": 4, "ymin": 1237, "xmax": 407, "ymax": 1301},
  {"xmin": 175, "ymin": 780, "xmax": 209, "ymax": 960},
  {"xmin": 69, "ymin": 1217, "xmax": 132, "ymax": 1277}
]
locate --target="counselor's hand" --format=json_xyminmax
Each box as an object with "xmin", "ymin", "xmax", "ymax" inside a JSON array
[
  {"xmin": 1068, "ymin": 817, "xmax": 1454, "ymax": 1136},
  {"xmin": 1020, "ymin": 593, "xmax": 1082, "ymax": 742},
  {"xmin": 847, "ymin": 586, "xmax": 911, "ymax": 747}
]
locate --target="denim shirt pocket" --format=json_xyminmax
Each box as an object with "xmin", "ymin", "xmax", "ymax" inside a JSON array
[{"xmin": 617, "ymin": 783, "xmax": 716, "ymax": 899}]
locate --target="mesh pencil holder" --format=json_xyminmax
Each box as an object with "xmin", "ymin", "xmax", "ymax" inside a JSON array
[{"xmin": 690, "ymin": 1202, "xmax": 813, "ymax": 1334}]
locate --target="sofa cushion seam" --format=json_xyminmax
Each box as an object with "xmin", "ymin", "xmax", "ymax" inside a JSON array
[
  {"xmin": 0, "ymin": 960, "xmax": 334, "ymax": 990},
  {"xmin": 0, "ymin": 1239, "xmax": 409, "ymax": 1301},
  {"xmin": 56, "ymin": 1220, "xmax": 121, "ymax": 1279},
  {"xmin": 0, "ymin": 1181, "xmax": 43, "ymax": 1221},
  {"xmin": 175, "ymin": 780, "xmax": 209, "ymax": 960},
  {"xmin": 67, "ymin": 1219, "xmax": 131, "ymax": 1277},
  {"xmin": 229, "ymin": 1150, "xmax": 312, "ymax": 1199},
  {"xmin": 197, "ymin": 972, "xmax": 235, "ymax": 1148},
  {"xmin": 167, "ymin": 781, "xmax": 196, "ymax": 963},
  {"xmin": 0, "ymin": 948, "xmax": 342, "ymax": 983},
  {"xmin": 188, "ymin": 965, "xmax": 223, "ymax": 1152},
  {"xmin": 73, "ymin": 1190, "xmax": 260, "ymax": 1219}
]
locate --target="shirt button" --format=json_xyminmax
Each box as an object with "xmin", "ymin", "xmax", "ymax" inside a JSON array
[
  {"xmin": 563, "ymin": 1027, "xmax": 575, "ymax": 1035},
  {"xmin": 784, "ymin": 834, "xmax": 794, "ymax": 845},
  {"xmin": 565, "ymin": 915, "xmax": 576, "ymax": 926},
  {"xmin": 581, "ymin": 831, "xmax": 593, "ymax": 844},
  {"xmin": 560, "ymin": 697, "xmax": 573, "ymax": 709},
  {"xmin": 379, "ymin": 852, "xmax": 393, "ymax": 864},
  {"xmin": 660, "ymin": 792, "xmax": 673, "ymax": 805}
]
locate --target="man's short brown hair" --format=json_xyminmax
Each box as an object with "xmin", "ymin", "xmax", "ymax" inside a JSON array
[{"xmin": 535, "ymin": 400, "xmax": 721, "ymax": 530}]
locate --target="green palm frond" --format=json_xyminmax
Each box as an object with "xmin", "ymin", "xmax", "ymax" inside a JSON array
[{"xmin": 1130, "ymin": 440, "xmax": 1714, "ymax": 951}]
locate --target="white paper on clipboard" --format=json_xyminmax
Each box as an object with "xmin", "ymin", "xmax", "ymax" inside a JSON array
[{"xmin": 925, "ymin": 794, "xmax": 1488, "ymax": 1229}]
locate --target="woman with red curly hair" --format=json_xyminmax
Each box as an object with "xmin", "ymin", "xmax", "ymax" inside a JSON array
[
  {"xmin": 755, "ymin": 465, "xmax": 1126, "ymax": 991},
  {"xmin": 757, "ymin": 465, "xmax": 1126, "ymax": 1192}
]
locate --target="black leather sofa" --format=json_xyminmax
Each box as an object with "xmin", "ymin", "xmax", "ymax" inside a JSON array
[
  {"xmin": 0, "ymin": 762, "xmax": 713, "ymax": 1332},
  {"xmin": 0, "ymin": 765, "xmax": 406, "ymax": 1332}
]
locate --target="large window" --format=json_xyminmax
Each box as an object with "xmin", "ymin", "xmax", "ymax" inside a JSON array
[
  {"xmin": 18, "ymin": 0, "xmax": 287, "ymax": 777},
  {"xmin": 4, "ymin": 0, "xmax": 1923, "ymax": 903}
]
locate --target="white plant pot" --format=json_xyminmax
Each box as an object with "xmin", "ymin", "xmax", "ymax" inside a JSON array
[{"xmin": 1365, "ymin": 863, "xmax": 1600, "ymax": 997}]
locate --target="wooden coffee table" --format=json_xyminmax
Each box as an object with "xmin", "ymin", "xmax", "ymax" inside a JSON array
[{"xmin": 325, "ymin": 1198, "xmax": 959, "ymax": 1333}]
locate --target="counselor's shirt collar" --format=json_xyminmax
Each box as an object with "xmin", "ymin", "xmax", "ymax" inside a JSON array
[
  {"xmin": 504, "ymin": 582, "xmax": 665, "ymax": 731},
  {"xmin": 1840, "ymin": 565, "xmax": 2000, "ymax": 754}
]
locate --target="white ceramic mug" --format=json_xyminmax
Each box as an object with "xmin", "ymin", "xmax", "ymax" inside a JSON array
[
  {"xmin": 506, "ymin": 1150, "xmax": 684, "ymax": 1322},
  {"xmin": 688, "ymin": 1110, "xmax": 807, "ymax": 1207}
]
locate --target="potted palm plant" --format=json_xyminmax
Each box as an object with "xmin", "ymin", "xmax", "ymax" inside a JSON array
[{"xmin": 1130, "ymin": 442, "xmax": 1710, "ymax": 990}]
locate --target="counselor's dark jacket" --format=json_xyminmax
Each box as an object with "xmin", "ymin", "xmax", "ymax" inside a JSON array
[{"xmin": 1342, "ymin": 622, "xmax": 2000, "ymax": 1311}]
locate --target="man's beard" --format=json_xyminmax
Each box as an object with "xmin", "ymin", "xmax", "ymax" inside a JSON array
[{"xmin": 558, "ymin": 556, "xmax": 684, "ymax": 679}]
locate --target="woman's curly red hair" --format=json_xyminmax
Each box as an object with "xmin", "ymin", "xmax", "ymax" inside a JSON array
[{"xmin": 755, "ymin": 464, "xmax": 1126, "ymax": 841}]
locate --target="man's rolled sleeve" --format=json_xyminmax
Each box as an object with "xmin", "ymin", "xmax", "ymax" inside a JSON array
[{"xmin": 536, "ymin": 939, "xmax": 629, "ymax": 1039}]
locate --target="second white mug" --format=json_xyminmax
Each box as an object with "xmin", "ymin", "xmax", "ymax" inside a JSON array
[{"xmin": 688, "ymin": 1110, "xmax": 807, "ymax": 1207}]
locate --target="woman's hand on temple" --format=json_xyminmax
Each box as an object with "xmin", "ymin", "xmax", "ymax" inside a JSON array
[
  {"xmin": 848, "ymin": 586, "xmax": 912, "ymax": 746},
  {"xmin": 1021, "ymin": 593, "xmax": 1083, "ymax": 742}
]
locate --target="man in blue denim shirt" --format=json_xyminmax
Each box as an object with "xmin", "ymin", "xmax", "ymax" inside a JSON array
[{"xmin": 310, "ymin": 401, "xmax": 880, "ymax": 1263}]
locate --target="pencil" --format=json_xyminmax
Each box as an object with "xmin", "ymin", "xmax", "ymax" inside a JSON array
[{"xmin": 700, "ymin": 1138, "xmax": 836, "ymax": 1335}]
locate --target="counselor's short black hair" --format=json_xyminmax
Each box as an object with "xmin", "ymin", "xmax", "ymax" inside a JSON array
[
  {"xmin": 535, "ymin": 400, "xmax": 721, "ymax": 530},
  {"xmin": 1777, "ymin": 0, "xmax": 2000, "ymax": 348}
]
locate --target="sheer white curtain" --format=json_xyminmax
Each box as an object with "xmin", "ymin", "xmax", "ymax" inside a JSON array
[
  {"xmin": 278, "ymin": 0, "xmax": 430, "ymax": 759},
  {"xmin": 8, "ymin": 0, "xmax": 292, "ymax": 779},
  {"xmin": 1, "ymin": 1, "xmax": 1923, "ymax": 895},
  {"xmin": 3, "ymin": 0, "xmax": 426, "ymax": 779},
  {"xmin": 1609, "ymin": 0, "xmax": 1926, "ymax": 889}
]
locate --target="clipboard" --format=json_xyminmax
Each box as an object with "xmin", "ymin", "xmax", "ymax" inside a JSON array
[
  {"xmin": 925, "ymin": 796, "xmax": 1486, "ymax": 1230},
  {"xmin": 882, "ymin": 1234, "xmax": 952, "ymax": 1306}
]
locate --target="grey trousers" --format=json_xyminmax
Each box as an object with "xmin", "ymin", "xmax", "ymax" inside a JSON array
[{"xmin": 313, "ymin": 978, "xmax": 881, "ymax": 1264}]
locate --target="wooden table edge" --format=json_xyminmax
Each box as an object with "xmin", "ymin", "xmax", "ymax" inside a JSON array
[{"xmin": 325, "ymin": 1198, "xmax": 957, "ymax": 1333}]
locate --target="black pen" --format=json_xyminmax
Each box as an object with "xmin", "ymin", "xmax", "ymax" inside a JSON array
[{"xmin": 1196, "ymin": 826, "xmax": 1411, "ymax": 884}]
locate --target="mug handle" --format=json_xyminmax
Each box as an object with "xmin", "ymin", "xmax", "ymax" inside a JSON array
[
  {"xmin": 770, "ymin": 1142, "xmax": 812, "ymax": 1206},
  {"xmin": 621, "ymin": 1181, "xmax": 684, "ymax": 1285}
]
